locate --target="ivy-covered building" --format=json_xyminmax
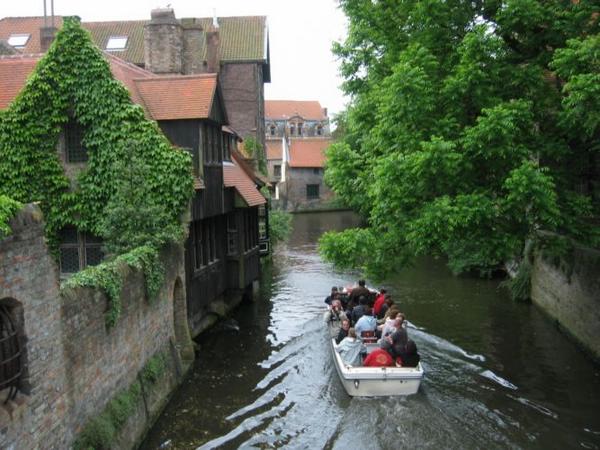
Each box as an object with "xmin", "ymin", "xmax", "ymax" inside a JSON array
[
  {"xmin": 0, "ymin": 18, "xmax": 267, "ymax": 337},
  {"xmin": 0, "ymin": 6, "xmax": 271, "ymax": 150}
]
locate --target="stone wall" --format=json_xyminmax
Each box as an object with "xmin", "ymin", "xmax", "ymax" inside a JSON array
[
  {"xmin": 0, "ymin": 204, "xmax": 194, "ymax": 449},
  {"xmin": 531, "ymin": 244, "xmax": 600, "ymax": 361},
  {"xmin": 283, "ymin": 167, "xmax": 334, "ymax": 211}
]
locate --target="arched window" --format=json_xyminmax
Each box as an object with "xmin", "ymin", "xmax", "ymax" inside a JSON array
[{"xmin": 0, "ymin": 298, "xmax": 25, "ymax": 401}]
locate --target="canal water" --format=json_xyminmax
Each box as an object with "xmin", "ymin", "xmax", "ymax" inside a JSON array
[{"xmin": 142, "ymin": 211, "xmax": 600, "ymax": 450}]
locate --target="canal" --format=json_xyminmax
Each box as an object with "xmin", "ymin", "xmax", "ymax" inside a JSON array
[{"xmin": 142, "ymin": 211, "xmax": 600, "ymax": 449}]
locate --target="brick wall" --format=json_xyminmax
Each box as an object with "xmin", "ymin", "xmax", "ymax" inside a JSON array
[
  {"xmin": 531, "ymin": 245, "xmax": 600, "ymax": 361},
  {"xmin": 0, "ymin": 204, "xmax": 193, "ymax": 449},
  {"xmin": 283, "ymin": 167, "xmax": 334, "ymax": 211}
]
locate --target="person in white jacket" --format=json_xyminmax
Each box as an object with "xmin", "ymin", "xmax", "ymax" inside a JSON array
[{"xmin": 334, "ymin": 328, "xmax": 365, "ymax": 367}]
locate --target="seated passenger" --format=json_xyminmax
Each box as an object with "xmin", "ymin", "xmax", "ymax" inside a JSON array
[
  {"xmin": 354, "ymin": 305, "xmax": 377, "ymax": 338},
  {"xmin": 363, "ymin": 347, "xmax": 394, "ymax": 367},
  {"xmin": 351, "ymin": 296, "xmax": 368, "ymax": 325},
  {"xmin": 378, "ymin": 294, "xmax": 394, "ymax": 320},
  {"xmin": 388, "ymin": 328, "xmax": 408, "ymax": 358},
  {"xmin": 335, "ymin": 328, "xmax": 365, "ymax": 367},
  {"xmin": 396, "ymin": 339, "xmax": 420, "ymax": 367},
  {"xmin": 373, "ymin": 288, "xmax": 387, "ymax": 317},
  {"xmin": 335, "ymin": 319, "xmax": 350, "ymax": 344},
  {"xmin": 324, "ymin": 299, "xmax": 347, "ymax": 323},
  {"xmin": 377, "ymin": 309, "xmax": 399, "ymax": 332},
  {"xmin": 324, "ymin": 286, "xmax": 338, "ymax": 305}
]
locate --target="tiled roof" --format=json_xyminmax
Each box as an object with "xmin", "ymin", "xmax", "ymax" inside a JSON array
[
  {"xmin": 288, "ymin": 139, "xmax": 332, "ymax": 168},
  {"xmin": 0, "ymin": 15, "xmax": 267, "ymax": 64},
  {"xmin": 0, "ymin": 52, "xmax": 158, "ymax": 111},
  {"xmin": 223, "ymin": 158, "xmax": 266, "ymax": 207},
  {"xmin": 0, "ymin": 53, "xmax": 42, "ymax": 109},
  {"xmin": 134, "ymin": 74, "xmax": 217, "ymax": 120},
  {"xmin": 266, "ymin": 140, "xmax": 282, "ymax": 160},
  {"xmin": 265, "ymin": 100, "xmax": 327, "ymax": 120}
]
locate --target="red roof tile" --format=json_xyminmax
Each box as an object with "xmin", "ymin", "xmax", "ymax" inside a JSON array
[
  {"xmin": 0, "ymin": 52, "xmax": 159, "ymax": 111},
  {"xmin": 134, "ymin": 74, "xmax": 217, "ymax": 120},
  {"xmin": 0, "ymin": 53, "xmax": 41, "ymax": 109},
  {"xmin": 266, "ymin": 140, "xmax": 282, "ymax": 160},
  {"xmin": 265, "ymin": 100, "xmax": 327, "ymax": 120},
  {"xmin": 289, "ymin": 139, "xmax": 332, "ymax": 168},
  {"xmin": 223, "ymin": 159, "xmax": 266, "ymax": 207}
]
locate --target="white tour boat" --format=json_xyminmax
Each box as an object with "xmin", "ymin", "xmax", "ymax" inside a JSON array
[{"xmin": 328, "ymin": 321, "xmax": 424, "ymax": 397}]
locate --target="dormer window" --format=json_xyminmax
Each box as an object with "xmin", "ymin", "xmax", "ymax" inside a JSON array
[
  {"xmin": 7, "ymin": 34, "xmax": 30, "ymax": 48},
  {"xmin": 106, "ymin": 36, "xmax": 128, "ymax": 51},
  {"xmin": 65, "ymin": 118, "xmax": 88, "ymax": 163}
]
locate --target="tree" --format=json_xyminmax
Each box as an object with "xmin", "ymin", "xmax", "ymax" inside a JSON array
[{"xmin": 321, "ymin": 0, "xmax": 600, "ymax": 282}]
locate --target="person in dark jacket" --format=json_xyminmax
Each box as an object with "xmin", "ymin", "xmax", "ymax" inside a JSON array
[
  {"xmin": 325, "ymin": 286, "xmax": 338, "ymax": 305},
  {"xmin": 351, "ymin": 296, "xmax": 368, "ymax": 325},
  {"xmin": 396, "ymin": 339, "xmax": 420, "ymax": 367},
  {"xmin": 349, "ymin": 279, "xmax": 370, "ymax": 304}
]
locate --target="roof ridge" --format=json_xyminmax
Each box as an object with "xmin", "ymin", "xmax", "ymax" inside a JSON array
[
  {"xmin": 102, "ymin": 52, "xmax": 155, "ymax": 77},
  {"xmin": 0, "ymin": 53, "xmax": 43, "ymax": 60},
  {"xmin": 134, "ymin": 73, "xmax": 217, "ymax": 82}
]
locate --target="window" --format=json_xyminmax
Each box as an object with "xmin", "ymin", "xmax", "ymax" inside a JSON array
[
  {"xmin": 106, "ymin": 36, "xmax": 128, "ymax": 51},
  {"xmin": 289, "ymin": 124, "xmax": 295, "ymax": 136},
  {"xmin": 316, "ymin": 125, "xmax": 323, "ymax": 136},
  {"xmin": 227, "ymin": 213, "xmax": 238, "ymax": 256},
  {"xmin": 273, "ymin": 164, "xmax": 281, "ymax": 178},
  {"xmin": 7, "ymin": 34, "xmax": 30, "ymax": 48},
  {"xmin": 297, "ymin": 123, "xmax": 303, "ymax": 136},
  {"xmin": 192, "ymin": 221, "xmax": 203, "ymax": 269},
  {"xmin": 313, "ymin": 168, "xmax": 320, "ymax": 175},
  {"xmin": 270, "ymin": 125, "xmax": 276, "ymax": 136},
  {"xmin": 0, "ymin": 299, "xmax": 25, "ymax": 400},
  {"xmin": 243, "ymin": 209, "xmax": 258, "ymax": 251},
  {"xmin": 306, "ymin": 184, "xmax": 320, "ymax": 200},
  {"xmin": 258, "ymin": 205, "xmax": 268, "ymax": 240},
  {"xmin": 65, "ymin": 118, "xmax": 88, "ymax": 163},
  {"xmin": 59, "ymin": 226, "xmax": 104, "ymax": 274},
  {"xmin": 223, "ymin": 135, "xmax": 231, "ymax": 161}
]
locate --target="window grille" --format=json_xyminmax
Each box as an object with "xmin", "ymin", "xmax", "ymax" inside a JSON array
[
  {"xmin": 307, "ymin": 184, "xmax": 320, "ymax": 200},
  {"xmin": 0, "ymin": 303, "xmax": 22, "ymax": 402},
  {"xmin": 59, "ymin": 227, "xmax": 104, "ymax": 274},
  {"xmin": 65, "ymin": 119, "xmax": 88, "ymax": 163}
]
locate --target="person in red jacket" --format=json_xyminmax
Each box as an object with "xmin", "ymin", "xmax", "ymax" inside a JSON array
[
  {"xmin": 373, "ymin": 289, "xmax": 387, "ymax": 317},
  {"xmin": 363, "ymin": 348, "xmax": 394, "ymax": 367}
]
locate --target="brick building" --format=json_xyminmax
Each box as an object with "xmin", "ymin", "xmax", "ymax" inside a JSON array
[
  {"xmin": 0, "ymin": 7, "xmax": 271, "ymax": 148},
  {"xmin": 264, "ymin": 100, "xmax": 334, "ymax": 210}
]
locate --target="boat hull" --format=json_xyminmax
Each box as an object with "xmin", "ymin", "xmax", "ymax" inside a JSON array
[{"xmin": 329, "ymin": 324, "xmax": 423, "ymax": 397}]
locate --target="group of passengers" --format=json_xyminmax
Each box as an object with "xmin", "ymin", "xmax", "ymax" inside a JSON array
[{"xmin": 325, "ymin": 281, "xmax": 420, "ymax": 368}]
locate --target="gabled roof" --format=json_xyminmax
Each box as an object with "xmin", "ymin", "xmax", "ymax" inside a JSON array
[
  {"xmin": 0, "ymin": 15, "xmax": 268, "ymax": 64},
  {"xmin": 134, "ymin": 74, "xmax": 217, "ymax": 121},
  {"xmin": 223, "ymin": 156, "xmax": 266, "ymax": 207},
  {"xmin": 288, "ymin": 139, "xmax": 332, "ymax": 168},
  {"xmin": 0, "ymin": 52, "xmax": 222, "ymax": 123},
  {"xmin": 265, "ymin": 100, "xmax": 327, "ymax": 120},
  {"xmin": 266, "ymin": 140, "xmax": 282, "ymax": 160}
]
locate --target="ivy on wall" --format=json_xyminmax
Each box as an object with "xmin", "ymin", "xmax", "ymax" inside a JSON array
[
  {"xmin": 0, "ymin": 195, "xmax": 22, "ymax": 238},
  {"xmin": 0, "ymin": 17, "xmax": 193, "ymax": 325}
]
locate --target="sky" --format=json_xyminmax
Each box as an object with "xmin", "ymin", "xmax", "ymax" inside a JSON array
[{"xmin": 1, "ymin": 0, "xmax": 349, "ymax": 117}]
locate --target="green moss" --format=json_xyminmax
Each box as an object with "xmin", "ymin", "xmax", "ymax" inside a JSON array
[
  {"xmin": 141, "ymin": 352, "xmax": 167, "ymax": 384},
  {"xmin": 73, "ymin": 381, "xmax": 142, "ymax": 450}
]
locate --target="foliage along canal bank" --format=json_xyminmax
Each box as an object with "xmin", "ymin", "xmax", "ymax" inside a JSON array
[{"xmin": 320, "ymin": 1, "xmax": 599, "ymax": 279}]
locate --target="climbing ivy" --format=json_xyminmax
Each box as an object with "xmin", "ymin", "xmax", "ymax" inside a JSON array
[
  {"xmin": 0, "ymin": 195, "xmax": 22, "ymax": 238},
  {"xmin": 0, "ymin": 17, "xmax": 193, "ymax": 326}
]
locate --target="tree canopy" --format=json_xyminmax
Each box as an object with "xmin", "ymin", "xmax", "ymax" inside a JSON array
[{"xmin": 320, "ymin": 0, "xmax": 600, "ymax": 280}]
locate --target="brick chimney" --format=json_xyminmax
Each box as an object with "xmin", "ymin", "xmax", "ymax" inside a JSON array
[
  {"xmin": 144, "ymin": 8, "xmax": 183, "ymax": 74},
  {"xmin": 40, "ymin": 26, "xmax": 57, "ymax": 52},
  {"xmin": 181, "ymin": 18, "xmax": 203, "ymax": 74},
  {"xmin": 205, "ymin": 17, "xmax": 220, "ymax": 74}
]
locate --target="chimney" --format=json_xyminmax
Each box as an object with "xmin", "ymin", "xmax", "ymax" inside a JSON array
[
  {"xmin": 40, "ymin": 0, "xmax": 57, "ymax": 52},
  {"xmin": 144, "ymin": 7, "xmax": 183, "ymax": 74},
  {"xmin": 205, "ymin": 16, "xmax": 220, "ymax": 73},
  {"xmin": 323, "ymin": 107, "xmax": 328, "ymax": 118},
  {"xmin": 181, "ymin": 18, "xmax": 203, "ymax": 74}
]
